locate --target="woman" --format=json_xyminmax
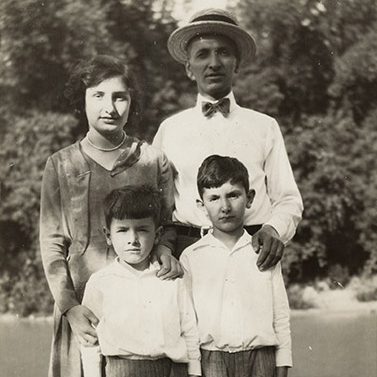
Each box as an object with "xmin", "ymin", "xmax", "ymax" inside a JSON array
[{"xmin": 40, "ymin": 55, "xmax": 181, "ymax": 377}]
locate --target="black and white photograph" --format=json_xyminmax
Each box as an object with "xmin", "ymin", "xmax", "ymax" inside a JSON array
[{"xmin": 0, "ymin": 0, "xmax": 376, "ymax": 376}]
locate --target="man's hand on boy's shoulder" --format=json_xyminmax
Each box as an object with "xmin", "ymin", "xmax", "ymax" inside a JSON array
[
  {"xmin": 154, "ymin": 244, "xmax": 184, "ymax": 280},
  {"xmin": 252, "ymin": 224, "xmax": 284, "ymax": 271}
]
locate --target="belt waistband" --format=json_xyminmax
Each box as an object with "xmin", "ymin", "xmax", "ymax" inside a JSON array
[{"xmin": 174, "ymin": 223, "xmax": 263, "ymax": 238}]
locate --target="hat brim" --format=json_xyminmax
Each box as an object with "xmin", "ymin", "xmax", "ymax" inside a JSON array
[{"xmin": 168, "ymin": 21, "xmax": 256, "ymax": 65}]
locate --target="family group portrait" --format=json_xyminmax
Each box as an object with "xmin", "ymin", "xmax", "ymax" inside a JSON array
[{"xmin": 0, "ymin": 0, "xmax": 376, "ymax": 376}]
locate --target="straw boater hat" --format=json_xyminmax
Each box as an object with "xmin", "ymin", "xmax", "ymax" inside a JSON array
[{"xmin": 168, "ymin": 8, "xmax": 256, "ymax": 65}]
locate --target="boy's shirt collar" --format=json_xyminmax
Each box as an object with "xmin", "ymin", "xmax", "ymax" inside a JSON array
[
  {"xmin": 114, "ymin": 257, "xmax": 160, "ymax": 276},
  {"xmin": 191, "ymin": 228, "xmax": 253, "ymax": 254}
]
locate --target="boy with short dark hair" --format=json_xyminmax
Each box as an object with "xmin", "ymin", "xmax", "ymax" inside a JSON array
[
  {"xmin": 180, "ymin": 155, "xmax": 292, "ymax": 377},
  {"xmin": 81, "ymin": 185, "xmax": 201, "ymax": 377}
]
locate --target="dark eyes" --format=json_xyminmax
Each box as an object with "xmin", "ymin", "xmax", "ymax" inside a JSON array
[
  {"xmin": 209, "ymin": 193, "xmax": 239, "ymax": 201},
  {"xmin": 209, "ymin": 196, "xmax": 219, "ymax": 201},
  {"xmin": 195, "ymin": 51, "xmax": 207, "ymax": 58},
  {"xmin": 229, "ymin": 192, "xmax": 239, "ymax": 198},
  {"xmin": 195, "ymin": 49, "xmax": 231, "ymax": 58},
  {"xmin": 92, "ymin": 93, "xmax": 128, "ymax": 100},
  {"xmin": 219, "ymin": 49, "xmax": 230, "ymax": 56},
  {"xmin": 114, "ymin": 94, "xmax": 129, "ymax": 101},
  {"xmin": 116, "ymin": 228, "xmax": 149, "ymax": 233}
]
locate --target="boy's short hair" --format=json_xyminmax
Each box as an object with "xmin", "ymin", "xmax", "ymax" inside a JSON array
[
  {"xmin": 104, "ymin": 185, "xmax": 161, "ymax": 228},
  {"xmin": 197, "ymin": 155, "xmax": 250, "ymax": 198}
]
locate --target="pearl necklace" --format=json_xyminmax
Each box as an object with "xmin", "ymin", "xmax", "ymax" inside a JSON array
[{"xmin": 86, "ymin": 132, "xmax": 127, "ymax": 152}]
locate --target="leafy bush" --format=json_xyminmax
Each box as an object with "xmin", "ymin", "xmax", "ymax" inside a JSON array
[
  {"xmin": 1, "ymin": 0, "xmax": 377, "ymax": 315},
  {"xmin": 0, "ymin": 260, "xmax": 54, "ymax": 316},
  {"xmin": 0, "ymin": 110, "xmax": 78, "ymax": 315},
  {"xmin": 349, "ymin": 276, "xmax": 377, "ymax": 302},
  {"xmin": 286, "ymin": 284, "xmax": 318, "ymax": 310}
]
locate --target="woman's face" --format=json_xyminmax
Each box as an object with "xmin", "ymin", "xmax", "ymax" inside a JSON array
[{"xmin": 85, "ymin": 75, "xmax": 131, "ymax": 136}]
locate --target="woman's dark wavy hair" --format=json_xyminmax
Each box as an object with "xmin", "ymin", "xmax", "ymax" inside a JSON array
[{"xmin": 64, "ymin": 55, "xmax": 141, "ymax": 129}]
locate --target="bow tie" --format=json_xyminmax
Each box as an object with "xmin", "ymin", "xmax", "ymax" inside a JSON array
[{"xmin": 202, "ymin": 98, "xmax": 230, "ymax": 118}]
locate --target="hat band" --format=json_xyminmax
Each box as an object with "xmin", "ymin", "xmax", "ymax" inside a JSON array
[{"xmin": 191, "ymin": 14, "xmax": 238, "ymax": 26}]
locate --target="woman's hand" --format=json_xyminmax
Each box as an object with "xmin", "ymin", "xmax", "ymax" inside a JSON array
[
  {"xmin": 65, "ymin": 305, "xmax": 99, "ymax": 346},
  {"xmin": 155, "ymin": 244, "xmax": 184, "ymax": 280}
]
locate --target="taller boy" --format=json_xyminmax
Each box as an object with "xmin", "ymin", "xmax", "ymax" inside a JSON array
[{"xmin": 153, "ymin": 8, "xmax": 303, "ymax": 266}]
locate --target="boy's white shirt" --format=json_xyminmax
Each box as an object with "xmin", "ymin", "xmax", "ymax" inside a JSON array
[
  {"xmin": 180, "ymin": 230, "xmax": 292, "ymax": 367},
  {"xmin": 81, "ymin": 345, "xmax": 102, "ymax": 377},
  {"xmin": 80, "ymin": 258, "xmax": 201, "ymax": 376}
]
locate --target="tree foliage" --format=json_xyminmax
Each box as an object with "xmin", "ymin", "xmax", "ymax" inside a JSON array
[
  {"xmin": 0, "ymin": 0, "xmax": 186, "ymax": 315},
  {"xmin": 1, "ymin": 0, "xmax": 377, "ymax": 314},
  {"xmin": 235, "ymin": 0, "xmax": 377, "ymax": 281}
]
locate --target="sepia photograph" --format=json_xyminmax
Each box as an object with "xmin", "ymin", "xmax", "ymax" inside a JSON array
[{"xmin": 0, "ymin": 0, "xmax": 376, "ymax": 376}]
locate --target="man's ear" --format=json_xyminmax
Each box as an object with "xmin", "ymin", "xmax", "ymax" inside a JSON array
[
  {"xmin": 185, "ymin": 61, "xmax": 195, "ymax": 81},
  {"xmin": 246, "ymin": 189, "xmax": 255, "ymax": 208},
  {"xmin": 154, "ymin": 225, "xmax": 163, "ymax": 245},
  {"xmin": 103, "ymin": 226, "xmax": 112, "ymax": 246}
]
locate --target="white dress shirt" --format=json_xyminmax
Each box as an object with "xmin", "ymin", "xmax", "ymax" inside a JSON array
[
  {"xmin": 81, "ymin": 258, "xmax": 201, "ymax": 376},
  {"xmin": 180, "ymin": 231, "xmax": 292, "ymax": 367},
  {"xmin": 153, "ymin": 92, "xmax": 303, "ymax": 243}
]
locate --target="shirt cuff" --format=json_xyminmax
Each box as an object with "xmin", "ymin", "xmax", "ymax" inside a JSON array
[
  {"xmin": 188, "ymin": 359, "xmax": 202, "ymax": 376},
  {"xmin": 59, "ymin": 294, "xmax": 80, "ymax": 315},
  {"xmin": 276, "ymin": 348, "xmax": 292, "ymax": 367},
  {"xmin": 263, "ymin": 220, "xmax": 286, "ymax": 243},
  {"xmin": 158, "ymin": 226, "xmax": 177, "ymax": 253}
]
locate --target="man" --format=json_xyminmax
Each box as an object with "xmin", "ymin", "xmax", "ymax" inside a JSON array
[{"xmin": 153, "ymin": 8, "xmax": 303, "ymax": 270}]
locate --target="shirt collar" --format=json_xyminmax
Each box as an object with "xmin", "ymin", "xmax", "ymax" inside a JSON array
[
  {"xmin": 114, "ymin": 257, "xmax": 160, "ymax": 276},
  {"xmin": 195, "ymin": 91, "xmax": 237, "ymax": 114},
  {"xmin": 191, "ymin": 228, "xmax": 253, "ymax": 253}
]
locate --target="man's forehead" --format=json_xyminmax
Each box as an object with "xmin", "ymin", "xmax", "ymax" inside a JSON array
[{"xmin": 187, "ymin": 33, "xmax": 237, "ymax": 51}]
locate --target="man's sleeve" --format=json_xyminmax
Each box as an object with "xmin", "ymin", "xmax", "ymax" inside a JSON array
[{"xmin": 264, "ymin": 120, "xmax": 304, "ymax": 243}]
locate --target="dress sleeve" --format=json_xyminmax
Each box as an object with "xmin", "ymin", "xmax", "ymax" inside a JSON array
[
  {"xmin": 157, "ymin": 151, "xmax": 177, "ymax": 252},
  {"xmin": 264, "ymin": 120, "xmax": 304, "ymax": 243},
  {"xmin": 39, "ymin": 156, "xmax": 79, "ymax": 314},
  {"xmin": 271, "ymin": 263, "xmax": 292, "ymax": 367}
]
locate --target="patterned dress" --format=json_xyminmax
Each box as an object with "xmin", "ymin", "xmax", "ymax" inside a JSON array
[{"xmin": 40, "ymin": 138, "xmax": 174, "ymax": 377}]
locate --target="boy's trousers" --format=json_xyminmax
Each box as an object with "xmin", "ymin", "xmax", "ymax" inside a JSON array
[
  {"xmin": 105, "ymin": 357, "xmax": 188, "ymax": 377},
  {"xmin": 201, "ymin": 347, "xmax": 277, "ymax": 377}
]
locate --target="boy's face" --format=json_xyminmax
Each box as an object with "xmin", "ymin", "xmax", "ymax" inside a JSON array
[
  {"xmin": 199, "ymin": 180, "xmax": 255, "ymax": 236},
  {"xmin": 105, "ymin": 217, "xmax": 160, "ymax": 271}
]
